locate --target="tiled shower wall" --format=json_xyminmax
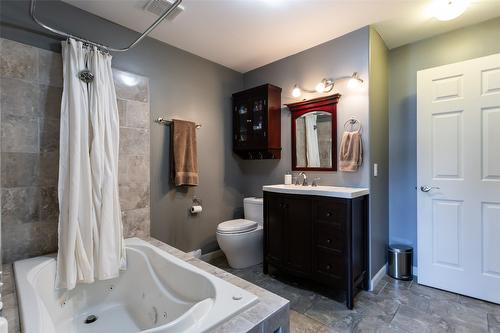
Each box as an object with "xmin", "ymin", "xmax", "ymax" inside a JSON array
[{"xmin": 0, "ymin": 38, "xmax": 151, "ymax": 263}]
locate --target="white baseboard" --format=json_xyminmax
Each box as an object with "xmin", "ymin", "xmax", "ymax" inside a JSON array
[
  {"xmin": 370, "ymin": 264, "xmax": 387, "ymax": 291},
  {"xmin": 200, "ymin": 249, "xmax": 223, "ymax": 262}
]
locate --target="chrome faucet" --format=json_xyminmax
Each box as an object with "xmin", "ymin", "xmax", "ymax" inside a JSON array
[{"xmin": 296, "ymin": 172, "xmax": 308, "ymax": 186}]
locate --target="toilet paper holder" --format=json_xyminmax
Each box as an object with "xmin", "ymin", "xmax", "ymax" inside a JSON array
[{"xmin": 190, "ymin": 197, "xmax": 203, "ymax": 215}]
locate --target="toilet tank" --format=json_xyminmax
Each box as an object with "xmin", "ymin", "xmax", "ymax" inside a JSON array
[{"xmin": 243, "ymin": 197, "xmax": 263, "ymax": 225}]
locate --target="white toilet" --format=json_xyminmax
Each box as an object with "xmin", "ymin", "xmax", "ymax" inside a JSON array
[{"xmin": 216, "ymin": 197, "xmax": 263, "ymax": 269}]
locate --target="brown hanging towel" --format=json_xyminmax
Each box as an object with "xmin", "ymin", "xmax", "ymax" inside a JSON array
[
  {"xmin": 171, "ymin": 119, "xmax": 198, "ymax": 186},
  {"xmin": 339, "ymin": 131, "xmax": 363, "ymax": 172}
]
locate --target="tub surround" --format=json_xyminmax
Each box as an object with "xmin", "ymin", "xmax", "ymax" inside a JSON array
[
  {"xmin": 0, "ymin": 38, "xmax": 151, "ymax": 263},
  {"xmin": 263, "ymin": 184, "xmax": 369, "ymax": 199},
  {"xmin": 5, "ymin": 237, "xmax": 290, "ymax": 333}
]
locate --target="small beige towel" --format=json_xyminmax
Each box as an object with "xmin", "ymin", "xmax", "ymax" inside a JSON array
[
  {"xmin": 171, "ymin": 119, "xmax": 198, "ymax": 186},
  {"xmin": 339, "ymin": 131, "xmax": 363, "ymax": 172}
]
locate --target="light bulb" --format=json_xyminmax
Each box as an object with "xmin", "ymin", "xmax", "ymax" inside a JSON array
[
  {"xmin": 431, "ymin": 0, "xmax": 469, "ymax": 21},
  {"xmin": 292, "ymin": 85, "xmax": 301, "ymax": 98},
  {"xmin": 348, "ymin": 77, "xmax": 361, "ymax": 89},
  {"xmin": 315, "ymin": 81, "xmax": 326, "ymax": 93}
]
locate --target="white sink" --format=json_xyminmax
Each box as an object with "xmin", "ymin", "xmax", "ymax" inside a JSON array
[{"xmin": 262, "ymin": 184, "xmax": 369, "ymax": 199}]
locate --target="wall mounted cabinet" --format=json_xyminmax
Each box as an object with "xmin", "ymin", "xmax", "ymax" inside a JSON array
[{"xmin": 232, "ymin": 84, "xmax": 282, "ymax": 159}]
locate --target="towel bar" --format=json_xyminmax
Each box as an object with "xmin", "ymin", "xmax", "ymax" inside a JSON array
[{"xmin": 154, "ymin": 117, "xmax": 201, "ymax": 129}]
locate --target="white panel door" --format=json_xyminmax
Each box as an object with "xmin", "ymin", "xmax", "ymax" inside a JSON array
[{"xmin": 417, "ymin": 53, "xmax": 500, "ymax": 304}]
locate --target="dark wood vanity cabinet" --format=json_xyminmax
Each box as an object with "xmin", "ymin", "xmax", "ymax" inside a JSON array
[
  {"xmin": 232, "ymin": 84, "xmax": 282, "ymax": 159},
  {"xmin": 263, "ymin": 192, "xmax": 369, "ymax": 309}
]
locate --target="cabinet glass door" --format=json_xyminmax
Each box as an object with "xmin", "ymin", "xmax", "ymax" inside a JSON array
[
  {"xmin": 250, "ymin": 97, "xmax": 266, "ymax": 146},
  {"xmin": 235, "ymin": 102, "xmax": 249, "ymax": 145}
]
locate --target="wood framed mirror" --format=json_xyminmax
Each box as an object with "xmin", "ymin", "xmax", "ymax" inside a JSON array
[{"xmin": 286, "ymin": 94, "xmax": 340, "ymax": 171}]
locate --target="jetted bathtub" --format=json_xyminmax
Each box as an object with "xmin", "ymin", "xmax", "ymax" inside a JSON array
[{"xmin": 14, "ymin": 238, "xmax": 258, "ymax": 333}]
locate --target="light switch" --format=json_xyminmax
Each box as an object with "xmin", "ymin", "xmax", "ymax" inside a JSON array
[{"xmin": 374, "ymin": 163, "xmax": 378, "ymax": 177}]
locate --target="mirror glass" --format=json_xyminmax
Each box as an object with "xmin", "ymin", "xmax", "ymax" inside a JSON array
[{"xmin": 295, "ymin": 111, "xmax": 332, "ymax": 168}]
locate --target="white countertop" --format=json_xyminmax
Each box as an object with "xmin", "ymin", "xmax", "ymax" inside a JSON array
[{"xmin": 263, "ymin": 184, "xmax": 369, "ymax": 199}]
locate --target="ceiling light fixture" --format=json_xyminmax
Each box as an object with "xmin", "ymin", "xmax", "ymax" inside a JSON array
[
  {"xmin": 291, "ymin": 72, "xmax": 363, "ymax": 98},
  {"xmin": 431, "ymin": 0, "xmax": 469, "ymax": 21}
]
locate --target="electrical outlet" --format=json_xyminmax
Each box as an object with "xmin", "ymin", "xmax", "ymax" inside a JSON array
[{"xmin": 374, "ymin": 163, "xmax": 378, "ymax": 177}]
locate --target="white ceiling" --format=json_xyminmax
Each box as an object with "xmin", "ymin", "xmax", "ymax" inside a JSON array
[{"xmin": 62, "ymin": 0, "xmax": 500, "ymax": 73}]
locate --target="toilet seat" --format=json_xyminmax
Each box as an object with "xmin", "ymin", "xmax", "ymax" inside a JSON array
[{"xmin": 217, "ymin": 219, "xmax": 258, "ymax": 234}]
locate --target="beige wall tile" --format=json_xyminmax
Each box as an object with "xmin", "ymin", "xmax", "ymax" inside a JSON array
[
  {"xmin": 0, "ymin": 78, "xmax": 39, "ymax": 117},
  {"xmin": 38, "ymin": 84, "xmax": 62, "ymax": 119},
  {"xmin": 1, "ymin": 187, "xmax": 40, "ymax": 224},
  {"xmin": 38, "ymin": 49, "xmax": 63, "ymax": 87},
  {"xmin": 122, "ymin": 208, "xmax": 150, "ymax": 238},
  {"xmin": 119, "ymin": 182, "xmax": 150, "ymax": 210},
  {"xmin": 39, "ymin": 116, "xmax": 59, "ymax": 153},
  {"xmin": 1, "ymin": 153, "xmax": 39, "ymax": 187},
  {"xmin": 40, "ymin": 186, "xmax": 58, "ymax": 223},
  {"xmin": 1, "ymin": 114, "xmax": 39, "ymax": 153},
  {"xmin": 38, "ymin": 152, "xmax": 59, "ymax": 187},
  {"xmin": 119, "ymin": 127, "xmax": 149, "ymax": 155},
  {"xmin": 113, "ymin": 69, "xmax": 149, "ymax": 103},
  {"xmin": 0, "ymin": 38, "xmax": 37, "ymax": 81},
  {"xmin": 126, "ymin": 100, "xmax": 150, "ymax": 129}
]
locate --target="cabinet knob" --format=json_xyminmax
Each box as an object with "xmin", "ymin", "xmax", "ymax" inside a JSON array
[
  {"xmin": 326, "ymin": 212, "xmax": 333, "ymax": 217},
  {"xmin": 326, "ymin": 239, "xmax": 331, "ymax": 244},
  {"xmin": 246, "ymin": 119, "xmax": 252, "ymax": 123},
  {"xmin": 325, "ymin": 265, "xmax": 331, "ymax": 270}
]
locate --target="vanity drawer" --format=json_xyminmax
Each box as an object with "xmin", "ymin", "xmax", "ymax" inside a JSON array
[
  {"xmin": 313, "ymin": 199, "xmax": 347, "ymax": 228},
  {"xmin": 313, "ymin": 247, "xmax": 344, "ymax": 280},
  {"xmin": 314, "ymin": 222, "xmax": 344, "ymax": 253}
]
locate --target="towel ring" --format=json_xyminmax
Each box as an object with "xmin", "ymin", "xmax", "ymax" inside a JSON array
[{"xmin": 344, "ymin": 118, "xmax": 362, "ymax": 132}]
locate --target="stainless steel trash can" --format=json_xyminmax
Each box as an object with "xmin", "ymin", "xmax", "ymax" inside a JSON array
[{"xmin": 387, "ymin": 244, "xmax": 413, "ymax": 280}]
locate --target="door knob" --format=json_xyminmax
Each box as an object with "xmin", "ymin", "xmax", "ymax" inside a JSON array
[{"xmin": 420, "ymin": 185, "xmax": 440, "ymax": 192}]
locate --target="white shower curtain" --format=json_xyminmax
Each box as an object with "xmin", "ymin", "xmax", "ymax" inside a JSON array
[
  {"xmin": 304, "ymin": 114, "xmax": 321, "ymax": 167},
  {"xmin": 56, "ymin": 39, "xmax": 126, "ymax": 290}
]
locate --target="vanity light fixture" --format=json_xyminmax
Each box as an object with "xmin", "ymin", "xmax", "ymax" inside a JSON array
[
  {"xmin": 292, "ymin": 84, "xmax": 302, "ymax": 98},
  {"xmin": 315, "ymin": 79, "xmax": 334, "ymax": 93},
  {"xmin": 347, "ymin": 72, "xmax": 363, "ymax": 89},
  {"xmin": 291, "ymin": 72, "xmax": 363, "ymax": 98}
]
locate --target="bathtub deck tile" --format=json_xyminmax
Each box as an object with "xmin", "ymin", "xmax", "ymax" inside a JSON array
[{"xmin": 3, "ymin": 292, "xmax": 20, "ymax": 333}]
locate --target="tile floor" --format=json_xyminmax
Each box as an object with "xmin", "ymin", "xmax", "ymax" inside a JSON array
[{"xmin": 207, "ymin": 256, "xmax": 500, "ymax": 333}]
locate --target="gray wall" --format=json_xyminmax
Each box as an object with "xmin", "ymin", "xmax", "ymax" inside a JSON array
[
  {"xmin": 388, "ymin": 17, "xmax": 500, "ymax": 266},
  {"xmin": 368, "ymin": 27, "xmax": 389, "ymax": 277},
  {"xmin": 239, "ymin": 27, "xmax": 382, "ymax": 276},
  {"xmin": 0, "ymin": 0, "xmax": 244, "ymax": 254},
  {"xmin": 241, "ymin": 27, "xmax": 371, "ymax": 195}
]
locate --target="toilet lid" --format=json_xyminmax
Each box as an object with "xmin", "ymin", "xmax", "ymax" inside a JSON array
[{"xmin": 217, "ymin": 219, "xmax": 258, "ymax": 234}]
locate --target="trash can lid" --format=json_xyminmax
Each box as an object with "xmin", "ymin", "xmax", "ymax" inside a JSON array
[{"xmin": 388, "ymin": 244, "xmax": 413, "ymax": 253}]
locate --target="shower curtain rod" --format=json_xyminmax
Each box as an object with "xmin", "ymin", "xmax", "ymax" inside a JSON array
[{"xmin": 30, "ymin": 0, "xmax": 183, "ymax": 52}]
